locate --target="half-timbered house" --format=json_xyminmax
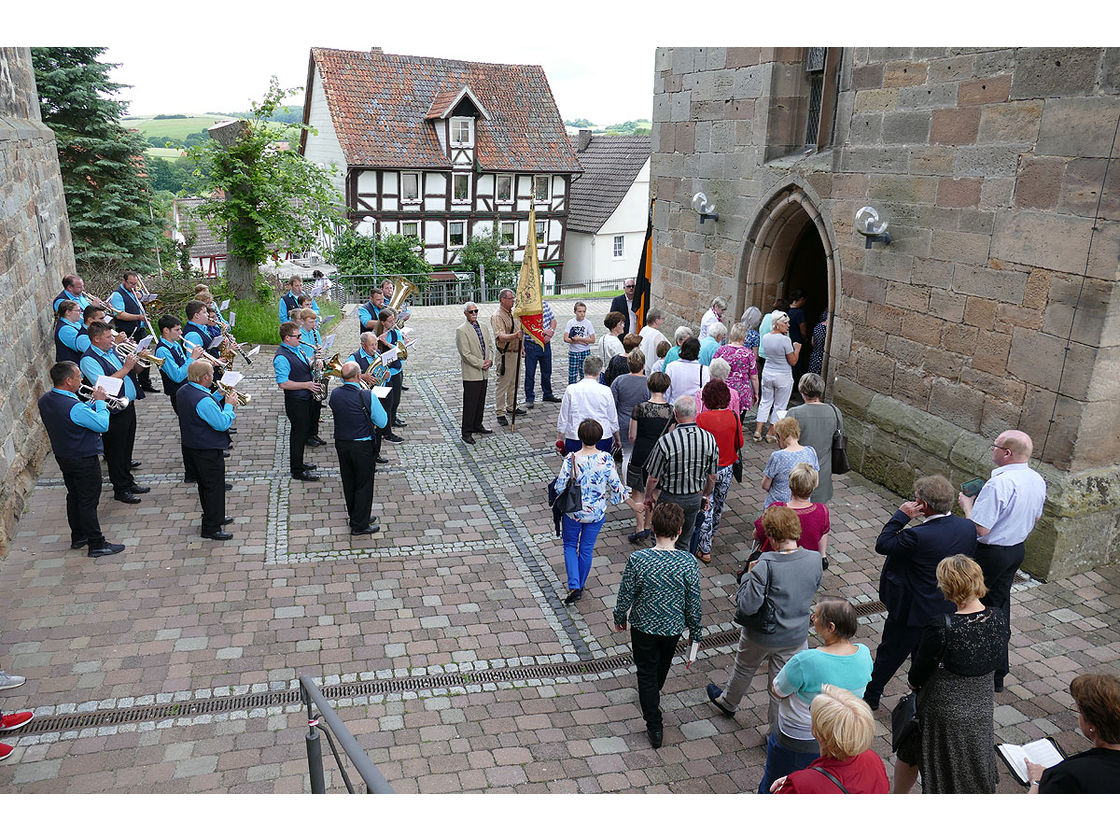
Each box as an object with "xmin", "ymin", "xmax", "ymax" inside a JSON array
[{"xmin": 299, "ymin": 47, "xmax": 582, "ymax": 288}]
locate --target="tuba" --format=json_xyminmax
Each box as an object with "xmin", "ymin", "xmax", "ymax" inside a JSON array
[{"xmin": 387, "ymin": 276, "xmax": 419, "ymax": 312}]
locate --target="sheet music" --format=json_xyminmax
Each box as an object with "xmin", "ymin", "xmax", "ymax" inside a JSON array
[
  {"xmin": 220, "ymin": 371, "xmax": 244, "ymax": 387},
  {"xmin": 370, "ymin": 386, "xmax": 392, "ymax": 399},
  {"xmin": 323, "ymin": 335, "xmax": 336, "ymax": 351},
  {"xmin": 246, "ymin": 345, "xmax": 260, "ymax": 357},
  {"xmin": 96, "ymin": 375, "xmax": 123, "ymax": 395},
  {"xmin": 207, "ymin": 334, "xmax": 225, "ymax": 350},
  {"xmin": 229, "ymin": 312, "xmax": 237, "ymax": 328},
  {"xmin": 220, "ymin": 299, "xmax": 230, "ymax": 311},
  {"xmin": 135, "ymin": 335, "xmax": 153, "ymax": 351},
  {"xmin": 381, "ymin": 348, "xmax": 399, "ymax": 364}
]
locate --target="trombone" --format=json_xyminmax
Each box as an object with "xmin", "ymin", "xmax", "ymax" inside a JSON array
[
  {"xmin": 215, "ymin": 381, "xmax": 252, "ymax": 406},
  {"xmin": 78, "ymin": 384, "xmax": 130, "ymax": 410},
  {"xmin": 182, "ymin": 339, "xmax": 228, "ymax": 372}
]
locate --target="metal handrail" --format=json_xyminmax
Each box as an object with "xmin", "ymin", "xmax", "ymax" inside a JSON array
[{"xmin": 298, "ymin": 675, "xmax": 394, "ymax": 794}]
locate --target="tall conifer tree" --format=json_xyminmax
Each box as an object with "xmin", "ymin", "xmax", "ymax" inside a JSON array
[{"xmin": 31, "ymin": 48, "xmax": 165, "ymax": 281}]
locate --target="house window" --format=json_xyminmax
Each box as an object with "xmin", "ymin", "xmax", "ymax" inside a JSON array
[
  {"xmin": 401, "ymin": 171, "xmax": 420, "ymax": 202},
  {"xmin": 535, "ymin": 220, "xmax": 547, "ymax": 243},
  {"xmin": 451, "ymin": 117, "xmax": 472, "ymax": 146},
  {"xmin": 453, "ymin": 174, "xmax": 471, "ymax": 203},
  {"xmin": 495, "ymin": 175, "xmax": 512, "ymax": 202},
  {"xmin": 534, "ymin": 175, "xmax": 550, "ymax": 202},
  {"xmin": 401, "ymin": 221, "xmax": 419, "ymax": 239},
  {"xmin": 500, "ymin": 221, "xmax": 516, "ymax": 247},
  {"xmin": 613, "ymin": 235, "xmax": 625, "ymax": 259},
  {"xmin": 448, "ymin": 222, "xmax": 465, "ymax": 247}
]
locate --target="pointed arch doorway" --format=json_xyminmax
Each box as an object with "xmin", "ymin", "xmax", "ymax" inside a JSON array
[{"xmin": 739, "ymin": 184, "xmax": 837, "ymax": 387}]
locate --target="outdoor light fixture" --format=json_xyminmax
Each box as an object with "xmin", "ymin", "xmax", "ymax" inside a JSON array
[
  {"xmin": 691, "ymin": 192, "xmax": 719, "ymax": 224},
  {"xmin": 855, "ymin": 206, "xmax": 892, "ymax": 249}
]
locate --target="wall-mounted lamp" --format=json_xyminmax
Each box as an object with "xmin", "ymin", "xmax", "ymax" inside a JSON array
[
  {"xmin": 691, "ymin": 192, "xmax": 719, "ymax": 224},
  {"xmin": 855, "ymin": 205, "xmax": 892, "ymax": 249}
]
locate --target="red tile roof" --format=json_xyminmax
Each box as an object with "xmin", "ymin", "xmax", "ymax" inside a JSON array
[{"xmin": 308, "ymin": 48, "xmax": 581, "ymax": 173}]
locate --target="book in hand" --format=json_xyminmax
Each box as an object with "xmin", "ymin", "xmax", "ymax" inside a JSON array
[{"xmin": 996, "ymin": 737, "xmax": 1066, "ymax": 785}]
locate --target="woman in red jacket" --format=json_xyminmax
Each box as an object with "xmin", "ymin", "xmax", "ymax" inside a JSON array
[{"xmin": 771, "ymin": 684, "xmax": 888, "ymax": 794}]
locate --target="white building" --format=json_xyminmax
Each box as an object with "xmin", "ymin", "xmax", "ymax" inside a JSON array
[
  {"xmin": 299, "ymin": 47, "xmax": 582, "ymax": 288},
  {"xmin": 563, "ymin": 131, "xmax": 650, "ymax": 291}
]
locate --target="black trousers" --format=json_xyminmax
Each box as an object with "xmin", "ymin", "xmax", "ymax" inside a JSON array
[
  {"xmin": 462, "ymin": 379, "xmax": 487, "ymax": 436},
  {"xmin": 169, "ymin": 388, "xmax": 199, "ymax": 482},
  {"xmin": 103, "ymin": 404, "xmax": 137, "ymax": 493},
  {"xmin": 386, "ymin": 371, "xmax": 402, "ymax": 427},
  {"xmin": 336, "ymin": 439, "xmax": 374, "ymax": 530},
  {"xmin": 977, "ymin": 541, "xmax": 1024, "ymax": 682},
  {"xmin": 56, "ymin": 454, "xmax": 105, "ymax": 548},
  {"xmin": 864, "ymin": 615, "xmax": 926, "ymax": 704},
  {"xmin": 184, "ymin": 448, "xmax": 225, "ymax": 533},
  {"xmin": 631, "ymin": 627, "xmax": 680, "ymax": 731},
  {"xmin": 284, "ymin": 396, "xmax": 314, "ymax": 474},
  {"xmin": 311, "ymin": 398, "xmax": 322, "ymax": 437}
]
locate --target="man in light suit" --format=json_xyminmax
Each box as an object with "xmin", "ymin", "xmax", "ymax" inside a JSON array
[
  {"xmin": 456, "ymin": 301, "xmax": 494, "ymax": 445},
  {"xmin": 863, "ymin": 474, "xmax": 978, "ymax": 710}
]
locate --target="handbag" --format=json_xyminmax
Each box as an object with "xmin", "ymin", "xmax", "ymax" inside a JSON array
[
  {"xmin": 890, "ymin": 613, "xmax": 953, "ymax": 752},
  {"xmin": 830, "ymin": 404, "xmax": 850, "ymax": 475},
  {"xmin": 731, "ymin": 414, "xmax": 744, "ymax": 483},
  {"xmin": 548, "ymin": 455, "xmax": 582, "ymax": 515},
  {"xmin": 734, "ymin": 558, "xmax": 777, "ymax": 633}
]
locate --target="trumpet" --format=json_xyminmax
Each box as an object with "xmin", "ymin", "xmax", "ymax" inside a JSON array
[
  {"xmin": 78, "ymin": 384, "xmax": 130, "ymax": 410},
  {"xmin": 183, "ymin": 339, "xmax": 228, "ymax": 371},
  {"xmin": 115, "ymin": 340, "xmax": 166, "ymax": 369},
  {"xmin": 215, "ymin": 381, "xmax": 252, "ymax": 406}
]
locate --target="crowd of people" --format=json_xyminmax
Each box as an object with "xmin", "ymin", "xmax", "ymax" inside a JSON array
[{"xmin": 6, "ymin": 277, "xmax": 1115, "ymax": 794}]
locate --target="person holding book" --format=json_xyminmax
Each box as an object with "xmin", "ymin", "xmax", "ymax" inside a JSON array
[{"xmin": 1025, "ymin": 673, "xmax": 1120, "ymax": 794}]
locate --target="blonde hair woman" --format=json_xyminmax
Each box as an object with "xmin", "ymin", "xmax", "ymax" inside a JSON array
[
  {"xmin": 761, "ymin": 416, "xmax": 819, "ymax": 508},
  {"xmin": 771, "ymin": 685, "xmax": 889, "ymax": 793},
  {"xmin": 754, "ymin": 311, "xmax": 801, "ymax": 442}
]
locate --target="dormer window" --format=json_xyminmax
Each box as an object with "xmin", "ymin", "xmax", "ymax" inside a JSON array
[{"xmin": 451, "ymin": 117, "xmax": 473, "ymax": 147}]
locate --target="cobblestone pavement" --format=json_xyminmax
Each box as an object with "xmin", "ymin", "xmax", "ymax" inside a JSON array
[{"xmin": 1, "ymin": 298, "xmax": 1117, "ymax": 793}]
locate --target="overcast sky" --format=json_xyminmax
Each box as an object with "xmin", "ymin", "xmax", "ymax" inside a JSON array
[{"xmin": 8, "ymin": 3, "xmax": 1094, "ymax": 126}]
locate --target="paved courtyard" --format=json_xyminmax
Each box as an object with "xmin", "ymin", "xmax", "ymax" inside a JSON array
[{"xmin": 1, "ymin": 298, "xmax": 1117, "ymax": 793}]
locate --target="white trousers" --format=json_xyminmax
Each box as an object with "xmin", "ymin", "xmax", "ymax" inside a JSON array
[{"xmin": 757, "ymin": 372, "xmax": 793, "ymax": 426}]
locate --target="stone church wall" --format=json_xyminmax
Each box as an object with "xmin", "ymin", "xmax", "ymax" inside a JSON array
[
  {"xmin": 650, "ymin": 47, "xmax": 1120, "ymax": 579},
  {"xmin": 0, "ymin": 48, "xmax": 75, "ymax": 556}
]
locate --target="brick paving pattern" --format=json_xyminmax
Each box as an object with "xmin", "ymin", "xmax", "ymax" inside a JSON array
[{"xmin": 1, "ymin": 298, "xmax": 1117, "ymax": 793}]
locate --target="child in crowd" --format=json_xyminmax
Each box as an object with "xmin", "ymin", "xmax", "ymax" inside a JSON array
[
  {"xmin": 651, "ymin": 340, "xmax": 671, "ymax": 374},
  {"xmin": 563, "ymin": 301, "xmax": 595, "ymax": 384}
]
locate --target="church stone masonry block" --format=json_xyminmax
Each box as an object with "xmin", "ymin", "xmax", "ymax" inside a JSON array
[
  {"xmin": 0, "ymin": 48, "xmax": 76, "ymax": 557},
  {"xmin": 650, "ymin": 46, "xmax": 1120, "ymax": 579}
]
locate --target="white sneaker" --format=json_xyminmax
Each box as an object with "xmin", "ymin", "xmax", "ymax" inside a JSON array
[{"xmin": 0, "ymin": 671, "xmax": 26, "ymax": 691}]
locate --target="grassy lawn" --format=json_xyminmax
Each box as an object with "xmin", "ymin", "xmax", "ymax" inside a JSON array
[
  {"xmin": 124, "ymin": 114, "xmax": 293, "ymax": 143},
  {"xmin": 230, "ymin": 297, "xmax": 342, "ymax": 346}
]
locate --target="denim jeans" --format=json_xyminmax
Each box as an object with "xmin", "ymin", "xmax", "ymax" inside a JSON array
[
  {"xmin": 758, "ymin": 732, "xmax": 818, "ymax": 793},
  {"xmin": 561, "ymin": 515, "xmax": 604, "ymax": 590},
  {"xmin": 524, "ymin": 340, "xmax": 554, "ymax": 403}
]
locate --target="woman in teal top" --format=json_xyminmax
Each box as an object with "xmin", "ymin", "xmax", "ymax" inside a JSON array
[{"xmin": 759, "ymin": 598, "xmax": 873, "ymax": 793}]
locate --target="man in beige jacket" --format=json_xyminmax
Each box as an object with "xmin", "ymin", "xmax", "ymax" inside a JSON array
[{"xmin": 456, "ymin": 301, "xmax": 494, "ymax": 444}]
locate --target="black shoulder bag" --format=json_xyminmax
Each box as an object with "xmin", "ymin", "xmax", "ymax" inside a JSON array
[
  {"xmin": 734, "ymin": 559, "xmax": 777, "ymax": 634},
  {"xmin": 830, "ymin": 404, "xmax": 850, "ymax": 475},
  {"xmin": 890, "ymin": 613, "xmax": 952, "ymax": 752}
]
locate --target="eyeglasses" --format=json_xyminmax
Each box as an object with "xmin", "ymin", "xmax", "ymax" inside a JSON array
[
  {"xmin": 624, "ymin": 285, "xmax": 635, "ymax": 290},
  {"xmin": 991, "ymin": 443, "xmax": 1011, "ymax": 453},
  {"xmin": 466, "ymin": 309, "xmax": 478, "ymax": 314}
]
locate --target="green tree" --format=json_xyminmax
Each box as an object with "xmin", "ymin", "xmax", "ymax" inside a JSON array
[
  {"xmin": 329, "ymin": 230, "xmax": 433, "ymax": 284},
  {"xmin": 31, "ymin": 47, "xmax": 168, "ymax": 282},
  {"xmin": 456, "ymin": 224, "xmax": 516, "ymax": 287},
  {"xmin": 188, "ymin": 77, "xmax": 345, "ymax": 298}
]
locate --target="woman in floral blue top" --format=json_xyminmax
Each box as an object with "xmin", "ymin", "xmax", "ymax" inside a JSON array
[
  {"xmin": 762, "ymin": 416, "xmax": 819, "ymax": 507},
  {"xmin": 554, "ymin": 418, "xmax": 631, "ymax": 604}
]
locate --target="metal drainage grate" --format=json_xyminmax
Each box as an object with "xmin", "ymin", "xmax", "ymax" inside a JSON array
[{"xmin": 20, "ymin": 614, "xmax": 885, "ymax": 737}]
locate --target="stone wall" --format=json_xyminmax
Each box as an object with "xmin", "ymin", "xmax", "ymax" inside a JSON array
[
  {"xmin": 0, "ymin": 48, "xmax": 75, "ymax": 556},
  {"xmin": 650, "ymin": 47, "xmax": 1120, "ymax": 579}
]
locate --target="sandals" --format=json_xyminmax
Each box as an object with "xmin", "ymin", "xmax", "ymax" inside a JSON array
[
  {"xmin": 752, "ymin": 432, "xmax": 762, "ymax": 443},
  {"xmin": 698, "ymin": 553, "xmax": 712, "ymax": 565}
]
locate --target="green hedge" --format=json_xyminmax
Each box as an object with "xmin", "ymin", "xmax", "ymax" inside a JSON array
[{"xmin": 230, "ymin": 296, "xmax": 342, "ymax": 346}]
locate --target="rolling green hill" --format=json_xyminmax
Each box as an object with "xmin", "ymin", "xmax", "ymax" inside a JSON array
[{"xmin": 124, "ymin": 113, "xmax": 298, "ymax": 146}]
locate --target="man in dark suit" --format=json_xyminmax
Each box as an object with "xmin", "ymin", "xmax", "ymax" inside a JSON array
[
  {"xmin": 609, "ymin": 279, "xmax": 637, "ymax": 336},
  {"xmin": 863, "ymin": 474, "xmax": 978, "ymax": 710}
]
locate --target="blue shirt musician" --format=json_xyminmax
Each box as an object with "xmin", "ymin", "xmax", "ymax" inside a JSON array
[
  {"xmin": 54, "ymin": 300, "xmax": 84, "ymax": 364},
  {"xmin": 297, "ymin": 308, "xmax": 328, "ymax": 447},
  {"xmin": 182, "ymin": 300, "xmax": 216, "ymax": 358},
  {"xmin": 74, "ymin": 305, "xmax": 106, "ymax": 355},
  {"xmin": 274, "ymin": 321, "xmax": 322, "ymax": 481},
  {"xmin": 109, "ymin": 270, "xmax": 159, "ymax": 393},
  {"xmin": 375, "ymin": 308, "xmax": 406, "ymax": 440},
  {"xmin": 179, "ymin": 361, "xmax": 237, "ymax": 540},
  {"xmin": 37, "ymin": 362, "xmax": 123, "ymax": 557},
  {"xmin": 79, "ymin": 321, "xmax": 148, "ymax": 503},
  {"xmin": 52, "ymin": 273, "xmax": 101, "ymax": 313},
  {"xmin": 359, "ymin": 288, "xmax": 384, "ymax": 335},
  {"xmin": 279, "ymin": 276, "xmax": 321, "ymax": 323},
  {"xmin": 329, "ymin": 361, "xmax": 389, "ymax": 535}
]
